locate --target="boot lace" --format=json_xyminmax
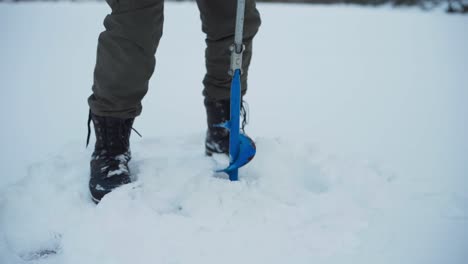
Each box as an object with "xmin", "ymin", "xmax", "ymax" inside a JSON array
[
  {"xmin": 240, "ymin": 100, "xmax": 249, "ymax": 133},
  {"xmin": 86, "ymin": 110, "xmax": 141, "ymax": 150}
]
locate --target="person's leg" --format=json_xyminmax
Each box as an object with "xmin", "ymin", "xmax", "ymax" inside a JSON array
[
  {"xmin": 196, "ymin": 0, "xmax": 261, "ymax": 155},
  {"xmin": 87, "ymin": 0, "xmax": 164, "ymax": 203},
  {"xmin": 196, "ymin": 0, "xmax": 261, "ymax": 102},
  {"xmin": 88, "ymin": 0, "xmax": 164, "ymax": 119}
]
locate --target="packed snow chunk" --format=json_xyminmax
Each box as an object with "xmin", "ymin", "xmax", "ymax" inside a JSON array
[{"xmin": 0, "ymin": 136, "xmax": 393, "ymax": 264}]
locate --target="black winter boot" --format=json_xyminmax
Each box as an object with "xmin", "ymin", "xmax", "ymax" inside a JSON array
[
  {"xmin": 87, "ymin": 112, "xmax": 134, "ymax": 203},
  {"xmin": 204, "ymin": 99, "xmax": 250, "ymax": 156}
]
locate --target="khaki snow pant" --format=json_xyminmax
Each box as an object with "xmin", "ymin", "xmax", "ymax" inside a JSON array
[{"xmin": 88, "ymin": 0, "xmax": 261, "ymax": 119}]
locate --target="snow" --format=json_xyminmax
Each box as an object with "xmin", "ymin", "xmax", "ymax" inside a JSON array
[{"xmin": 1, "ymin": 2, "xmax": 468, "ymax": 264}]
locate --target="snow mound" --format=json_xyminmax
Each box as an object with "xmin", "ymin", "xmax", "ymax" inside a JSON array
[{"xmin": 1, "ymin": 136, "xmax": 393, "ymax": 264}]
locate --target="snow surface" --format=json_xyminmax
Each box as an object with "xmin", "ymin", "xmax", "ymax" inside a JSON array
[{"xmin": 1, "ymin": 2, "xmax": 468, "ymax": 264}]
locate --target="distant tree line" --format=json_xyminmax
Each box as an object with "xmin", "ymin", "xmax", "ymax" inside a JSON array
[{"xmin": 1, "ymin": 0, "xmax": 466, "ymax": 13}]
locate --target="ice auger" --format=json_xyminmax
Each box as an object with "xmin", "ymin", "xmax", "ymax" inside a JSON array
[{"xmin": 216, "ymin": 0, "xmax": 256, "ymax": 181}]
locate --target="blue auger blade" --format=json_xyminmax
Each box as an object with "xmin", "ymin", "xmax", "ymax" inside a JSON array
[
  {"xmin": 217, "ymin": 69, "xmax": 256, "ymax": 181},
  {"xmin": 219, "ymin": 133, "xmax": 256, "ymax": 173}
]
